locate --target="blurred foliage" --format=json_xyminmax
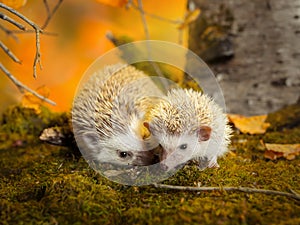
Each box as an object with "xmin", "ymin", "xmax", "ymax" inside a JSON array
[{"xmin": 109, "ymin": 34, "xmax": 202, "ymax": 92}]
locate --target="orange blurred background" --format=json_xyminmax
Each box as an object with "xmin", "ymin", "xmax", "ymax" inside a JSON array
[{"xmin": 0, "ymin": 0, "xmax": 187, "ymax": 113}]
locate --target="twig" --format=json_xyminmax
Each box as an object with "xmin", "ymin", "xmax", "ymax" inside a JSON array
[
  {"xmin": 136, "ymin": 0, "xmax": 170, "ymax": 91},
  {"xmin": 0, "ymin": 63, "xmax": 56, "ymax": 105},
  {"xmin": 0, "ymin": 3, "xmax": 43, "ymax": 78},
  {"xmin": 0, "ymin": 12, "xmax": 26, "ymax": 30},
  {"xmin": 131, "ymin": 3, "xmax": 182, "ymax": 24},
  {"xmin": 41, "ymin": 0, "xmax": 64, "ymax": 29},
  {"xmin": 33, "ymin": 30, "xmax": 42, "ymax": 76},
  {"xmin": 0, "ymin": 24, "xmax": 19, "ymax": 41},
  {"xmin": 0, "ymin": 41, "xmax": 21, "ymax": 63},
  {"xmin": 153, "ymin": 183, "xmax": 300, "ymax": 201},
  {"xmin": 137, "ymin": 0, "xmax": 150, "ymax": 40},
  {"xmin": 43, "ymin": 0, "xmax": 51, "ymax": 17},
  {"xmin": 0, "ymin": 2, "xmax": 61, "ymax": 106},
  {"xmin": 10, "ymin": 29, "xmax": 58, "ymax": 36}
]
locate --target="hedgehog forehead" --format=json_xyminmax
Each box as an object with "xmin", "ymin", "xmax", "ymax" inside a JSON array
[
  {"xmin": 108, "ymin": 129, "xmax": 144, "ymax": 152},
  {"xmin": 150, "ymin": 100, "xmax": 198, "ymax": 135},
  {"xmin": 156, "ymin": 131, "xmax": 199, "ymax": 153}
]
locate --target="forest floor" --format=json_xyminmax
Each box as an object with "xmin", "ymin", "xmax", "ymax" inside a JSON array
[
  {"xmin": 0, "ymin": 100, "xmax": 299, "ymax": 224},
  {"xmin": 0, "ymin": 1, "xmax": 300, "ymax": 224},
  {"xmin": 209, "ymin": 0, "xmax": 300, "ymax": 115}
]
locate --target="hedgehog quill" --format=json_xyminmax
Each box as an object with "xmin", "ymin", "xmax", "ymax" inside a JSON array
[
  {"xmin": 72, "ymin": 64, "xmax": 162, "ymax": 167},
  {"xmin": 144, "ymin": 88, "xmax": 232, "ymax": 171}
]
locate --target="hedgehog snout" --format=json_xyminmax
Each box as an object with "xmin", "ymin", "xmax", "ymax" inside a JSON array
[{"xmin": 133, "ymin": 148, "xmax": 160, "ymax": 166}]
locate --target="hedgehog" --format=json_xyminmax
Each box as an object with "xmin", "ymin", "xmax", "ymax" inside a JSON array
[
  {"xmin": 72, "ymin": 64, "xmax": 162, "ymax": 167},
  {"xmin": 144, "ymin": 88, "xmax": 232, "ymax": 171}
]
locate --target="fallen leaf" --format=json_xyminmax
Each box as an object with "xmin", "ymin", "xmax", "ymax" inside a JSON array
[
  {"xmin": 0, "ymin": 0, "xmax": 27, "ymax": 9},
  {"xmin": 95, "ymin": 0, "xmax": 128, "ymax": 8},
  {"xmin": 21, "ymin": 86, "xmax": 50, "ymax": 114},
  {"xmin": 228, "ymin": 114, "xmax": 271, "ymax": 134},
  {"xmin": 264, "ymin": 143, "xmax": 300, "ymax": 160},
  {"xmin": 177, "ymin": 9, "xmax": 201, "ymax": 30}
]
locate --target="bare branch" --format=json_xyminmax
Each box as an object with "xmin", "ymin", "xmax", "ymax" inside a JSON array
[
  {"xmin": 0, "ymin": 12, "xmax": 26, "ymax": 30},
  {"xmin": 131, "ymin": 3, "xmax": 182, "ymax": 24},
  {"xmin": 137, "ymin": 0, "xmax": 150, "ymax": 40},
  {"xmin": 0, "ymin": 41, "xmax": 21, "ymax": 63},
  {"xmin": 0, "ymin": 2, "xmax": 63, "ymax": 106},
  {"xmin": 0, "ymin": 24, "xmax": 19, "ymax": 41},
  {"xmin": 0, "ymin": 3, "xmax": 43, "ymax": 78},
  {"xmin": 136, "ymin": 0, "xmax": 167, "ymax": 85},
  {"xmin": 43, "ymin": 0, "xmax": 51, "ymax": 16},
  {"xmin": 0, "ymin": 63, "xmax": 56, "ymax": 106},
  {"xmin": 41, "ymin": 0, "xmax": 64, "ymax": 29},
  {"xmin": 0, "ymin": 4, "xmax": 42, "ymax": 32},
  {"xmin": 33, "ymin": 30, "xmax": 42, "ymax": 78},
  {"xmin": 10, "ymin": 29, "xmax": 58, "ymax": 36},
  {"xmin": 153, "ymin": 183, "xmax": 300, "ymax": 201}
]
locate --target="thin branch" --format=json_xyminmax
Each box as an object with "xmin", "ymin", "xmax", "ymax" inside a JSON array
[
  {"xmin": 137, "ymin": 0, "xmax": 150, "ymax": 40},
  {"xmin": 41, "ymin": 0, "xmax": 64, "ymax": 29},
  {"xmin": 0, "ymin": 41, "xmax": 21, "ymax": 63},
  {"xmin": 43, "ymin": 0, "xmax": 51, "ymax": 16},
  {"xmin": 10, "ymin": 29, "xmax": 58, "ymax": 36},
  {"xmin": 131, "ymin": 3, "xmax": 182, "ymax": 24},
  {"xmin": 136, "ymin": 0, "xmax": 169, "ymax": 90},
  {"xmin": 0, "ymin": 4, "xmax": 42, "ymax": 31},
  {"xmin": 0, "ymin": 2, "xmax": 62, "ymax": 107},
  {"xmin": 33, "ymin": 30, "xmax": 42, "ymax": 76},
  {"xmin": 0, "ymin": 63, "xmax": 56, "ymax": 105},
  {"xmin": 0, "ymin": 24, "xmax": 19, "ymax": 41},
  {"xmin": 0, "ymin": 3, "xmax": 43, "ymax": 78},
  {"xmin": 153, "ymin": 183, "xmax": 300, "ymax": 201},
  {"xmin": 0, "ymin": 12, "xmax": 26, "ymax": 30}
]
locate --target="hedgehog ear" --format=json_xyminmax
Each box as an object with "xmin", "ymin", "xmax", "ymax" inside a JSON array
[
  {"xmin": 82, "ymin": 131, "xmax": 99, "ymax": 148},
  {"xmin": 197, "ymin": 126, "xmax": 212, "ymax": 142},
  {"xmin": 143, "ymin": 121, "xmax": 150, "ymax": 131}
]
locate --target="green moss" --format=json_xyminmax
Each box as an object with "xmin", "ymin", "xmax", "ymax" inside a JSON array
[
  {"xmin": 266, "ymin": 101, "xmax": 300, "ymax": 131},
  {"xmin": 0, "ymin": 104, "xmax": 300, "ymax": 224}
]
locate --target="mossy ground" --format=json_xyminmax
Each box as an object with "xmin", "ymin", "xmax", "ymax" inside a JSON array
[{"xmin": 0, "ymin": 104, "xmax": 299, "ymax": 225}]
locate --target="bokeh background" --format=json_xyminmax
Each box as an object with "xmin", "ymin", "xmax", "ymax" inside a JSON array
[{"xmin": 0, "ymin": 0, "xmax": 187, "ymax": 113}]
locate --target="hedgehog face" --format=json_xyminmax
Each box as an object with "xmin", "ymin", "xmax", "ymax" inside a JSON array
[
  {"xmin": 144, "ymin": 122, "xmax": 212, "ymax": 171},
  {"xmin": 157, "ymin": 133, "xmax": 200, "ymax": 171},
  {"xmin": 78, "ymin": 130, "xmax": 158, "ymax": 166},
  {"xmin": 104, "ymin": 132, "xmax": 157, "ymax": 166}
]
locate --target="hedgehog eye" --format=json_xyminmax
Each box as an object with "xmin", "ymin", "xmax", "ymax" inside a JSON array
[
  {"xmin": 119, "ymin": 151, "xmax": 128, "ymax": 158},
  {"xmin": 179, "ymin": 144, "xmax": 188, "ymax": 150},
  {"xmin": 117, "ymin": 151, "xmax": 132, "ymax": 159}
]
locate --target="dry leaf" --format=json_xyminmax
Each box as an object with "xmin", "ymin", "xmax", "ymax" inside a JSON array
[
  {"xmin": 177, "ymin": 9, "xmax": 201, "ymax": 30},
  {"xmin": 21, "ymin": 86, "xmax": 50, "ymax": 114},
  {"xmin": 0, "ymin": 0, "xmax": 27, "ymax": 9},
  {"xmin": 264, "ymin": 143, "xmax": 300, "ymax": 160},
  {"xmin": 95, "ymin": 0, "xmax": 128, "ymax": 8},
  {"xmin": 228, "ymin": 114, "xmax": 271, "ymax": 134}
]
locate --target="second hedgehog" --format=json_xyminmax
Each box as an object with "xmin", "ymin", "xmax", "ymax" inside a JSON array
[
  {"xmin": 144, "ymin": 88, "xmax": 232, "ymax": 171},
  {"xmin": 72, "ymin": 64, "xmax": 162, "ymax": 167}
]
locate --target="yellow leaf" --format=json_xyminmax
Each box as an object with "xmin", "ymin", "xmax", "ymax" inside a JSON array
[
  {"xmin": 177, "ymin": 8, "xmax": 201, "ymax": 30},
  {"xmin": 21, "ymin": 86, "xmax": 50, "ymax": 114},
  {"xmin": 0, "ymin": 0, "xmax": 27, "ymax": 9},
  {"xmin": 95, "ymin": 0, "xmax": 128, "ymax": 8},
  {"xmin": 264, "ymin": 143, "xmax": 300, "ymax": 160},
  {"xmin": 228, "ymin": 114, "xmax": 271, "ymax": 134}
]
